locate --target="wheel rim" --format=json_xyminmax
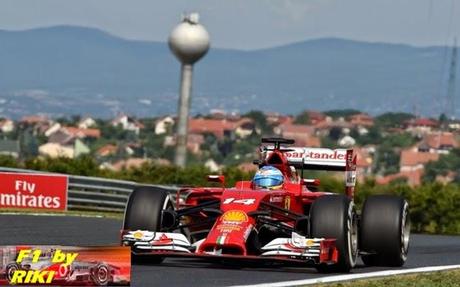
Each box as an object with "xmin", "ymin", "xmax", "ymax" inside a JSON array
[
  {"xmin": 7, "ymin": 265, "xmax": 18, "ymax": 282},
  {"xmin": 347, "ymin": 202, "xmax": 358, "ymax": 266},
  {"xmin": 401, "ymin": 202, "xmax": 410, "ymax": 260},
  {"xmin": 97, "ymin": 265, "xmax": 109, "ymax": 284}
]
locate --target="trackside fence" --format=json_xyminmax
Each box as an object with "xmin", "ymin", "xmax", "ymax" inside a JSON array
[{"xmin": 0, "ymin": 167, "xmax": 179, "ymax": 213}]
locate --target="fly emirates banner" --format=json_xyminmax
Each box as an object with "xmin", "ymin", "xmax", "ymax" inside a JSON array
[{"xmin": 0, "ymin": 172, "xmax": 68, "ymax": 211}]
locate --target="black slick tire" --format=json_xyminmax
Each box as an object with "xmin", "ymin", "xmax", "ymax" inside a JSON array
[
  {"xmin": 360, "ymin": 195, "xmax": 410, "ymax": 267},
  {"xmin": 309, "ymin": 195, "xmax": 358, "ymax": 273},
  {"xmin": 123, "ymin": 186, "xmax": 170, "ymax": 264}
]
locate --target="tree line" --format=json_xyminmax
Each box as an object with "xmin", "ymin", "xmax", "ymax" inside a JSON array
[{"xmin": 0, "ymin": 155, "xmax": 458, "ymax": 235}]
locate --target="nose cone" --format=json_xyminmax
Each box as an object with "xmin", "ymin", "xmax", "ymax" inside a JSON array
[{"xmin": 168, "ymin": 21, "xmax": 210, "ymax": 65}]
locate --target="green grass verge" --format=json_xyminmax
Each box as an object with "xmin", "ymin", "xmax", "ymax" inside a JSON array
[{"xmin": 317, "ymin": 269, "xmax": 460, "ymax": 287}]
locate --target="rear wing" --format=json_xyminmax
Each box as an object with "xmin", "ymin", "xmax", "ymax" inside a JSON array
[
  {"xmin": 263, "ymin": 146, "xmax": 357, "ymax": 197},
  {"xmin": 263, "ymin": 147, "xmax": 354, "ymax": 171}
]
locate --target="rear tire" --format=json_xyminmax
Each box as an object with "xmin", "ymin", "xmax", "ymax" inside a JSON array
[
  {"xmin": 123, "ymin": 186, "xmax": 171, "ymax": 264},
  {"xmin": 309, "ymin": 195, "xmax": 358, "ymax": 273},
  {"xmin": 6, "ymin": 263, "xmax": 20, "ymax": 283},
  {"xmin": 360, "ymin": 195, "xmax": 410, "ymax": 267}
]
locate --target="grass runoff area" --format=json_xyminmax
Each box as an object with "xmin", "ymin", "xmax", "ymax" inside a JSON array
[{"xmin": 318, "ymin": 269, "xmax": 460, "ymax": 287}]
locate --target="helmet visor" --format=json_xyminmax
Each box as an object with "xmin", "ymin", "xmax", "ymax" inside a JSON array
[{"xmin": 254, "ymin": 176, "xmax": 283, "ymax": 188}]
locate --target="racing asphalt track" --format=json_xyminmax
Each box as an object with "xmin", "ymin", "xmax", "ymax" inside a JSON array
[{"xmin": 1, "ymin": 214, "xmax": 460, "ymax": 287}]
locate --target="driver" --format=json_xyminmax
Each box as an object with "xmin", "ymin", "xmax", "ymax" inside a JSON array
[{"xmin": 253, "ymin": 166, "xmax": 284, "ymax": 190}]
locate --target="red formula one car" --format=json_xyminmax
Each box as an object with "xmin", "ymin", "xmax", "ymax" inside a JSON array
[{"xmin": 121, "ymin": 138, "xmax": 410, "ymax": 272}]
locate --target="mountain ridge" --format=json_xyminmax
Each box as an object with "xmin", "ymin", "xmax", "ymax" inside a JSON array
[{"xmin": 0, "ymin": 25, "xmax": 456, "ymax": 118}]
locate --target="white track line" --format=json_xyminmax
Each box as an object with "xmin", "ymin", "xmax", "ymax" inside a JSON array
[{"xmin": 231, "ymin": 264, "xmax": 460, "ymax": 287}]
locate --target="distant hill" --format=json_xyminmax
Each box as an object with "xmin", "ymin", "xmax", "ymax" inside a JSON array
[{"xmin": 0, "ymin": 25, "xmax": 457, "ymax": 118}]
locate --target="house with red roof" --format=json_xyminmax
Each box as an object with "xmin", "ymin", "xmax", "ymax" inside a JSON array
[
  {"xmin": 188, "ymin": 117, "xmax": 258, "ymax": 139},
  {"xmin": 273, "ymin": 123, "xmax": 320, "ymax": 147},
  {"xmin": 97, "ymin": 144, "xmax": 118, "ymax": 157},
  {"xmin": 376, "ymin": 147, "xmax": 440, "ymax": 186},
  {"xmin": 418, "ymin": 132, "xmax": 458, "ymax": 153},
  {"xmin": 20, "ymin": 115, "xmax": 49, "ymax": 125},
  {"xmin": 62, "ymin": 127, "xmax": 101, "ymax": 139},
  {"xmin": 400, "ymin": 148, "xmax": 439, "ymax": 172},
  {"xmin": 305, "ymin": 111, "xmax": 327, "ymax": 125},
  {"xmin": 265, "ymin": 112, "xmax": 293, "ymax": 126},
  {"xmin": 376, "ymin": 170, "xmax": 424, "ymax": 186},
  {"xmin": 405, "ymin": 118, "xmax": 439, "ymax": 136},
  {"xmin": 354, "ymin": 147, "xmax": 374, "ymax": 179},
  {"xmin": 348, "ymin": 113, "xmax": 374, "ymax": 127}
]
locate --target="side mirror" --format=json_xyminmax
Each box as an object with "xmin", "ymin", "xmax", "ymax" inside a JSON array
[
  {"xmin": 207, "ymin": 175, "xmax": 225, "ymax": 187},
  {"xmin": 303, "ymin": 179, "xmax": 320, "ymax": 191}
]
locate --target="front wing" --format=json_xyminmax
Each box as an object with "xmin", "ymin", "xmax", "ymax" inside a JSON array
[{"xmin": 122, "ymin": 230, "xmax": 338, "ymax": 266}]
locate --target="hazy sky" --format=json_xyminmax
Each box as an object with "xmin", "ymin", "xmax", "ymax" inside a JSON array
[{"xmin": 0, "ymin": 0, "xmax": 459, "ymax": 50}]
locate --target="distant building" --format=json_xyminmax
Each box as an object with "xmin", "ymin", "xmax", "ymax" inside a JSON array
[
  {"xmin": 305, "ymin": 110, "xmax": 327, "ymax": 125},
  {"xmin": 354, "ymin": 147, "xmax": 374, "ymax": 179},
  {"xmin": 44, "ymin": 122, "xmax": 62, "ymax": 137},
  {"xmin": 399, "ymin": 149, "xmax": 439, "ymax": 172},
  {"xmin": 0, "ymin": 140, "xmax": 20, "ymax": 158},
  {"xmin": 404, "ymin": 118, "xmax": 438, "ymax": 136},
  {"xmin": 376, "ymin": 170, "xmax": 423, "ymax": 187},
  {"xmin": 38, "ymin": 143, "xmax": 74, "ymax": 158},
  {"xmin": 348, "ymin": 113, "xmax": 374, "ymax": 127},
  {"xmin": 154, "ymin": 116, "xmax": 175, "ymax": 135},
  {"xmin": 418, "ymin": 132, "xmax": 457, "ymax": 153},
  {"xmin": 96, "ymin": 144, "xmax": 118, "ymax": 157},
  {"xmin": 188, "ymin": 118, "xmax": 257, "ymax": 139},
  {"xmin": 376, "ymin": 146, "xmax": 441, "ymax": 186},
  {"xmin": 20, "ymin": 115, "xmax": 49, "ymax": 126},
  {"xmin": 164, "ymin": 133, "xmax": 204, "ymax": 154},
  {"xmin": 338, "ymin": 135, "xmax": 356, "ymax": 147},
  {"xmin": 314, "ymin": 117, "xmax": 353, "ymax": 137},
  {"xmin": 62, "ymin": 127, "xmax": 101, "ymax": 139},
  {"xmin": 0, "ymin": 119, "xmax": 15, "ymax": 133},
  {"xmin": 111, "ymin": 114, "xmax": 144, "ymax": 135},
  {"xmin": 111, "ymin": 158, "xmax": 151, "ymax": 171},
  {"xmin": 274, "ymin": 123, "xmax": 320, "ymax": 147},
  {"xmin": 78, "ymin": 117, "xmax": 97, "ymax": 129},
  {"xmin": 74, "ymin": 139, "xmax": 90, "ymax": 157},
  {"xmin": 265, "ymin": 112, "xmax": 293, "ymax": 126}
]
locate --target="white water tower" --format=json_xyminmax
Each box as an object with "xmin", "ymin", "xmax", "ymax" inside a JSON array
[{"xmin": 169, "ymin": 13, "xmax": 210, "ymax": 167}]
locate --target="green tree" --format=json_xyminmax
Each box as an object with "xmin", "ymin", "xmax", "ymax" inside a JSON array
[
  {"xmin": 424, "ymin": 148, "xmax": 460, "ymax": 182},
  {"xmin": 324, "ymin": 109, "xmax": 361, "ymax": 119},
  {"xmin": 243, "ymin": 110, "xmax": 273, "ymax": 135},
  {"xmin": 375, "ymin": 112, "xmax": 415, "ymax": 128},
  {"xmin": 293, "ymin": 111, "xmax": 310, "ymax": 124}
]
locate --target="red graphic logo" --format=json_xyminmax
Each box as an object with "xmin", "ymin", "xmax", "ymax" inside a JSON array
[{"xmin": 0, "ymin": 173, "xmax": 68, "ymax": 211}]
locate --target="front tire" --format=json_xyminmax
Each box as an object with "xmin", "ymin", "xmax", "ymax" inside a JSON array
[
  {"xmin": 123, "ymin": 186, "xmax": 171, "ymax": 264},
  {"xmin": 360, "ymin": 195, "xmax": 410, "ymax": 267},
  {"xmin": 309, "ymin": 195, "xmax": 358, "ymax": 272},
  {"xmin": 91, "ymin": 263, "xmax": 110, "ymax": 286}
]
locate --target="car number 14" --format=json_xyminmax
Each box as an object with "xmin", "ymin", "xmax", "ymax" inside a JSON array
[{"xmin": 223, "ymin": 198, "xmax": 256, "ymax": 205}]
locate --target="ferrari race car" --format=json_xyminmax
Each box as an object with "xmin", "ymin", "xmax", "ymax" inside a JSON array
[
  {"xmin": 1, "ymin": 246, "xmax": 126, "ymax": 286},
  {"xmin": 121, "ymin": 138, "xmax": 410, "ymax": 272}
]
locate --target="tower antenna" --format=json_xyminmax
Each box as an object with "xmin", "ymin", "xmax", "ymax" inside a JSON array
[{"xmin": 447, "ymin": 38, "xmax": 457, "ymax": 120}]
